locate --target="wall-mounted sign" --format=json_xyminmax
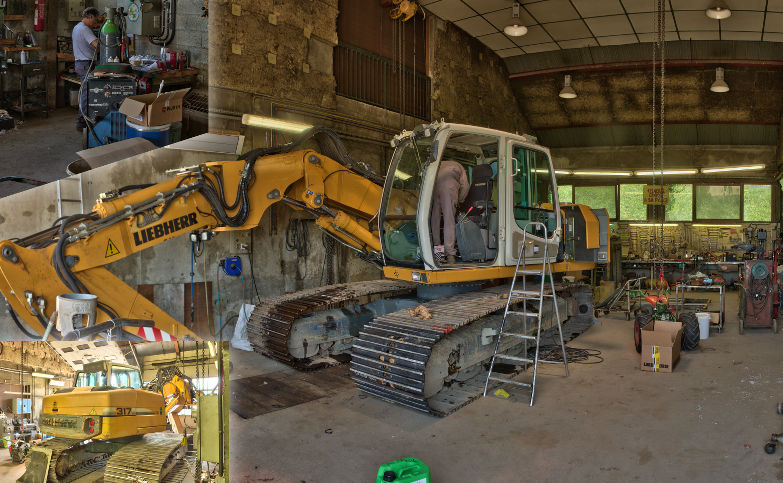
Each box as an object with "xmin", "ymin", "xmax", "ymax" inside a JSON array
[{"xmin": 643, "ymin": 185, "xmax": 670, "ymax": 205}]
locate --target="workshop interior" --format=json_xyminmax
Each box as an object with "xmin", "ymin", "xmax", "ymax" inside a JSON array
[
  {"xmin": 0, "ymin": 341, "xmax": 227, "ymax": 482},
  {"xmin": 1, "ymin": 0, "xmax": 783, "ymax": 481}
]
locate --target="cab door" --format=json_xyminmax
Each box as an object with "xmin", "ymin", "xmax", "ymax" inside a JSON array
[{"xmin": 504, "ymin": 140, "xmax": 561, "ymax": 264}]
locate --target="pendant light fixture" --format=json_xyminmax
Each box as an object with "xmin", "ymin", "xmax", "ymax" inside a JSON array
[
  {"xmin": 504, "ymin": 2, "xmax": 528, "ymax": 37},
  {"xmin": 710, "ymin": 67, "xmax": 729, "ymax": 93},
  {"xmin": 559, "ymin": 74, "xmax": 577, "ymax": 99}
]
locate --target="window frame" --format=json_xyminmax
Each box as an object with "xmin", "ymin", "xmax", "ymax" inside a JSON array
[
  {"xmin": 618, "ymin": 184, "xmax": 647, "ymax": 222},
  {"xmin": 692, "ymin": 183, "xmax": 743, "ymax": 223},
  {"xmin": 572, "ymin": 183, "xmax": 619, "ymax": 221},
  {"xmin": 742, "ymin": 183, "xmax": 773, "ymax": 223}
]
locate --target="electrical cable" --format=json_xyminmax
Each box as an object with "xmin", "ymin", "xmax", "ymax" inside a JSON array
[
  {"xmin": 203, "ymin": 242, "xmax": 210, "ymax": 336},
  {"xmin": 215, "ymin": 263, "xmax": 222, "ymax": 340},
  {"xmin": 537, "ymin": 345, "xmax": 604, "ymax": 364},
  {"xmin": 4, "ymin": 299, "xmax": 39, "ymax": 340},
  {"xmin": 285, "ymin": 219, "xmax": 308, "ymax": 257},
  {"xmin": 248, "ymin": 232, "xmax": 261, "ymax": 304},
  {"xmin": 189, "ymin": 240, "xmax": 195, "ymax": 327}
]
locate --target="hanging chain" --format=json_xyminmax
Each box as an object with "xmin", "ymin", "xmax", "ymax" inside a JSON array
[{"xmin": 650, "ymin": 0, "xmax": 667, "ymax": 290}]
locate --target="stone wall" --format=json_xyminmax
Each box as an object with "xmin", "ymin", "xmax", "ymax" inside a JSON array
[
  {"xmin": 429, "ymin": 17, "xmax": 532, "ymax": 135},
  {"xmin": 207, "ymin": 0, "xmax": 533, "ymax": 303}
]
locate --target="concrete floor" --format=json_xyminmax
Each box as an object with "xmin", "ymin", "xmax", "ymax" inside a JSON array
[
  {"xmin": 229, "ymin": 291, "xmax": 783, "ymax": 482},
  {"xmin": 0, "ymin": 445, "xmax": 26, "ymax": 480},
  {"xmin": 0, "ymin": 108, "xmax": 81, "ymax": 198}
]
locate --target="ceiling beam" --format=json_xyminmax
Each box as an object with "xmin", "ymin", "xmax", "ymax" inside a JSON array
[{"xmin": 510, "ymin": 58, "xmax": 783, "ymax": 80}]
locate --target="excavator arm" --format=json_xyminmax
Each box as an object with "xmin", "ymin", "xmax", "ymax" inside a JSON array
[{"xmin": 0, "ymin": 131, "xmax": 387, "ymax": 340}]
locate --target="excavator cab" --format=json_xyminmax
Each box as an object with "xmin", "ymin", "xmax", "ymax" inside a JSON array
[
  {"xmin": 379, "ymin": 122, "xmax": 561, "ymax": 273},
  {"xmin": 74, "ymin": 361, "xmax": 143, "ymax": 389}
]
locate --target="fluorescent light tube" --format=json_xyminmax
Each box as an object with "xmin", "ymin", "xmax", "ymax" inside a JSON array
[
  {"xmin": 241, "ymin": 114, "xmax": 312, "ymax": 133},
  {"xmin": 573, "ymin": 171, "xmax": 632, "ymax": 176},
  {"xmin": 702, "ymin": 165, "xmax": 764, "ymax": 173},
  {"xmin": 635, "ymin": 169, "xmax": 698, "ymax": 176}
]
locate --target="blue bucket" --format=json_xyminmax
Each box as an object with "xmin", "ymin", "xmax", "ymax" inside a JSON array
[{"xmin": 125, "ymin": 120, "xmax": 171, "ymax": 147}]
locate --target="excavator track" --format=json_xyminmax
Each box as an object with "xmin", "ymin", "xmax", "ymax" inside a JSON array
[
  {"xmin": 246, "ymin": 279, "xmax": 416, "ymax": 369},
  {"xmin": 351, "ymin": 286, "xmax": 509, "ymax": 416},
  {"xmin": 351, "ymin": 284, "xmax": 591, "ymax": 416},
  {"xmin": 20, "ymin": 437, "xmax": 110, "ymax": 483},
  {"xmin": 103, "ymin": 432, "xmax": 186, "ymax": 483}
]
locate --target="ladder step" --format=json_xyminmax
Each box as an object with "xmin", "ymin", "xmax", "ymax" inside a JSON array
[
  {"xmin": 539, "ymin": 359, "xmax": 567, "ymax": 364},
  {"xmin": 500, "ymin": 332, "xmax": 536, "ymax": 340},
  {"xmin": 516, "ymin": 269, "xmax": 543, "ymax": 275},
  {"xmin": 493, "ymin": 354, "xmax": 535, "ymax": 364},
  {"xmin": 506, "ymin": 310, "xmax": 540, "ymax": 318},
  {"xmin": 487, "ymin": 376, "xmax": 532, "ymax": 388},
  {"xmin": 510, "ymin": 290, "xmax": 541, "ymax": 298}
]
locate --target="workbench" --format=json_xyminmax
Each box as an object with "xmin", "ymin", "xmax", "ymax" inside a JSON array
[
  {"xmin": 131, "ymin": 67, "xmax": 200, "ymax": 92},
  {"xmin": 1, "ymin": 59, "xmax": 48, "ymax": 119},
  {"xmin": 673, "ymin": 283, "xmax": 725, "ymax": 332},
  {"xmin": 622, "ymin": 259, "xmax": 743, "ymax": 286}
]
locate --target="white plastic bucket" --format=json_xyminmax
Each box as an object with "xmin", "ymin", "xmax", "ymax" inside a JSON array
[{"xmin": 695, "ymin": 312, "xmax": 711, "ymax": 339}]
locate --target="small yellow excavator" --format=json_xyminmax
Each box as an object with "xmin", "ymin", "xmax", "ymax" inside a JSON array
[{"xmin": 18, "ymin": 361, "xmax": 186, "ymax": 483}]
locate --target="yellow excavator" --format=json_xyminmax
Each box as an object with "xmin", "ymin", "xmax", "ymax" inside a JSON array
[
  {"xmin": 19, "ymin": 361, "xmax": 186, "ymax": 483},
  {"xmin": 0, "ymin": 122, "xmax": 608, "ymax": 414},
  {"xmin": 145, "ymin": 366, "xmax": 195, "ymax": 434}
]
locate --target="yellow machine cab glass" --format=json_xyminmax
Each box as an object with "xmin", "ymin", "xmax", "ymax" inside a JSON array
[
  {"xmin": 381, "ymin": 135, "xmax": 432, "ymax": 266},
  {"xmin": 512, "ymin": 144, "xmax": 557, "ymax": 239},
  {"xmin": 75, "ymin": 365, "xmax": 142, "ymax": 389}
]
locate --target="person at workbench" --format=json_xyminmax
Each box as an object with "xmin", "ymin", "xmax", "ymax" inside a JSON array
[
  {"xmin": 431, "ymin": 160, "xmax": 470, "ymax": 265},
  {"xmin": 72, "ymin": 7, "xmax": 100, "ymax": 130}
]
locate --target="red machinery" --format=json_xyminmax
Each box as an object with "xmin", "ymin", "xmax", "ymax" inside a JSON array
[{"xmin": 739, "ymin": 258, "xmax": 778, "ymax": 334}]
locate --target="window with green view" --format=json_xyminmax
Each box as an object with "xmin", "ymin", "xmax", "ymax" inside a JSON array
[
  {"xmin": 574, "ymin": 186, "xmax": 616, "ymax": 219},
  {"xmin": 557, "ymin": 185, "xmax": 572, "ymax": 204},
  {"xmin": 619, "ymin": 184, "xmax": 646, "ymax": 220},
  {"xmin": 665, "ymin": 184, "xmax": 692, "ymax": 221},
  {"xmin": 695, "ymin": 185, "xmax": 740, "ymax": 220},
  {"xmin": 743, "ymin": 184, "xmax": 771, "ymax": 222}
]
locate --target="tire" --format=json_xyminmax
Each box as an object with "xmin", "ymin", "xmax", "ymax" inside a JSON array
[
  {"xmin": 634, "ymin": 311, "xmax": 653, "ymax": 354},
  {"xmin": 680, "ymin": 312, "xmax": 700, "ymax": 351},
  {"xmin": 639, "ymin": 303, "xmax": 654, "ymax": 316},
  {"xmin": 773, "ymin": 319, "xmax": 778, "ymax": 334},
  {"xmin": 765, "ymin": 442, "xmax": 777, "ymax": 454}
]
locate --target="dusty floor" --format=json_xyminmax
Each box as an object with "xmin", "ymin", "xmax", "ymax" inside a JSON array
[
  {"xmin": 0, "ymin": 108, "xmax": 81, "ymax": 199},
  {"xmin": 0, "ymin": 445, "xmax": 26, "ymax": 480},
  {"xmin": 229, "ymin": 291, "xmax": 783, "ymax": 482}
]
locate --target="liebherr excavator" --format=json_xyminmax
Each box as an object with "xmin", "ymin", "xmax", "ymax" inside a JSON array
[{"xmin": 0, "ymin": 122, "xmax": 608, "ymax": 415}]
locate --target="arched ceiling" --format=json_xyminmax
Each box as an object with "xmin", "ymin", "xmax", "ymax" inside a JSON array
[{"xmin": 420, "ymin": 0, "xmax": 783, "ymax": 64}]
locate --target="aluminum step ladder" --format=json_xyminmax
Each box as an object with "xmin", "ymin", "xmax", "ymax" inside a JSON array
[{"xmin": 482, "ymin": 222, "xmax": 569, "ymax": 406}]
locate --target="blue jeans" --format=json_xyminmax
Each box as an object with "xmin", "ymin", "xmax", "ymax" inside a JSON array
[{"xmin": 74, "ymin": 60, "xmax": 91, "ymax": 123}]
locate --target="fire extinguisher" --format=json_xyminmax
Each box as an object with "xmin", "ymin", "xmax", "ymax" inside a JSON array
[{"xmin": 34, "ymin": 0, "xmax": 46, "ymax": 32}]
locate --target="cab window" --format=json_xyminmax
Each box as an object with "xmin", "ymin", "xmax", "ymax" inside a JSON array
[
  {"xmin": 512, "ymin": 145, "xmax": 557, "ymax": 238},
  {"xmin": 110, "ymin": 367, "xmax": 142, "ymax": 389},
  {"xmin": 75, "ymin": 370, "xmax": 107, "ymax": 387}
]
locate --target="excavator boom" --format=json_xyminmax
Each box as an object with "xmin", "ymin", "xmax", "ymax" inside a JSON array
[{"xmin": 0, "ymin": 133, "xmax": 386, "ymax": 340}]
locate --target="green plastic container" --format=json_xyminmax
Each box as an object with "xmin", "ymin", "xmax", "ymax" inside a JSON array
[{"xmin": 376, "ymin": 458, "xmax": 430, "ymax": 483}]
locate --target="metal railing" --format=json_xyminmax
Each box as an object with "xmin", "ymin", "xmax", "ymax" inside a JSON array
[{"xmin": 334, "ymin": 43, "xmax": 430, "ymax": 120}]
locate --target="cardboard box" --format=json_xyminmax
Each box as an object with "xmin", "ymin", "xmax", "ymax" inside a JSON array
[
  {"xmin": 119, "ymin": 88, "xmax": 190, "ymax": 127},
  {"xmin": 640, "ymin": 320, "xmax": 683, "ymax": 373}
]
